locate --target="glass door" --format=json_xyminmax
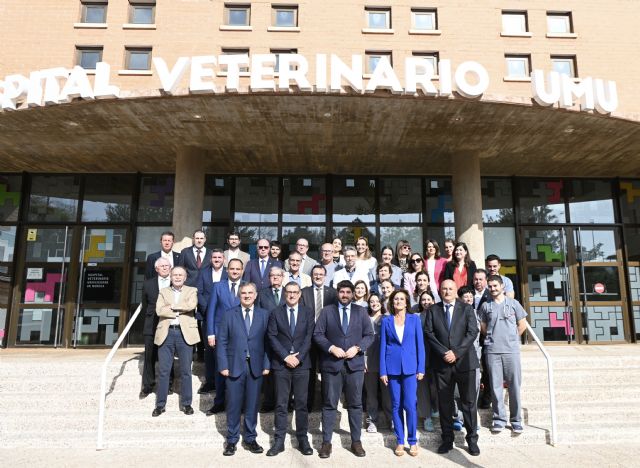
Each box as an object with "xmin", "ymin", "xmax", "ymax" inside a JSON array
[
  {"xmin": 13, "ymin": 227, "xmax": 73, "ymax": 346},
  {"xmin": 573, "ymin": 227, "xmax": 629, "ymax": 343},
  {"xmin": 72, "ymin": 227, "xmax": 129, "ymax": 347}
]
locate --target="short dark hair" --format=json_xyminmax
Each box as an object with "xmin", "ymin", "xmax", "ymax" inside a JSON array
[
  {"xmin": 270, "ymin": 240, "xmax": 281, "ymax": 248},
  {"xmin": 474, "ymin": 268, "xmax": 488, "ymax": 278},
  {"xmin": 160, "ymin": 231, "xmax": 174, "ymax": 240},
  {"xmin": 458, "ymin": 286, "xmax": 474, "ymax": 298},
  {"xmin": 376, "ymin": 263, "xmax": 391, "ymax": 274},
  {"xmin": 336, "ymin": 280, "xmax": 355, "ymax": 292},
  {"xmin": 227, "ymin": 231, "xmax": 240, "ymax": 239},
  {"xmin": 486, "ymin": 254, "xmax": 501, "ymax": 263},
  {"xmin": 210, "ymin": 248, "xmax": 224, "ymax": 255},
  {"xmin": 311, "ymin": 264, "xmax": 327, "ymax": 274},
  {"xmin": 487, "ymin": 274, "xmax": 504, "ymax": 285},
  {"xmin": 388, "ymin": 289, "xmax": 411, "ymax": 315},
  {"xmin": 193, "ymin": 229, "xmax": 206, "ymax": 237}
]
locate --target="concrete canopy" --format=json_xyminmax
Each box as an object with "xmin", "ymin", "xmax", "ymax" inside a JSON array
[{"xmin": 0, "ymin": 93, "xmax": 639, "ymax": 176}]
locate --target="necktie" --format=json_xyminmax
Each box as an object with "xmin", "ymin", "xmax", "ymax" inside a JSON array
[
  {"xmin": 244, "ymin": 308, "xmax": 251, "ymax": 334},
  {"xmin": 445, "ymin": 304, "xmax": 452, "ymax": 330},
  {"xmin": 315, "ymin": 288, "xmax": 323, "ymax": 319},
  {"xmin": 289, "ymin": 307, "xmax": 296, "ymax": 336},
  {"xmin": 260, "ymin": 259, "xmax": 266, "ymax": 276},
  {"xmin": 274, "ymin": 288, "xmax": 280, "ymax": 304},
  {"xmin": 196, "ymin": 248, "xmax": 202, "ymax": 268},
  {"xmin": 231, "ymin": 282, "xmax": 237, "ymax": 296},
  {"xmin": 341, "ymin": 306, "xmax": 349, "ymax": 334}
]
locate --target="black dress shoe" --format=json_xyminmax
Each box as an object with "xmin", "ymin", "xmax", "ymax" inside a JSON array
[
  {"xmin": 182, "ymin": 405, "xmax": 194, "ymax": 415},
  {"xmin": 437, "ymin": 442, "xmax": 453, "ymax": 454},
  {"xmin": 152, "ymin": 406, "xmax": 165, "ymax": 417},
  {"xmin": 351, "ymin": 441, "xmax": 366, "ymax": 457},
  {"xmin": 223, "ymin": 443, "xmax": 236, "ymax": 456},
  {"xmin": 139, "ymin": 387, "xmax": 152, "ymax": 399},
  {"xmin": 198, "ymin": 383, "xmax": 215, "ymax": 394},
  {"xmin": 168, "ymin": 385, "xmax": 174, "ymax": 395},
  {"xmin": 259, "ymin": 405, "xmax": 274, "ymax": 413},
  {"xmin": 206, "ymin": 404, "xmax": 225, "ymax": 416},
  {"xmin": 318, "ymin": 442, "xmax": 332, "ymax": 459},
  {"xmin": 266, "ymin": 443, "xmax": 285, "ymax": 456},
  {"xmin": 298, "ymin": 439, "xmax": 313, "ymax": 456},
  {"xmin": 468, "ymin": 442, "xmax": 480, "ymax": 456},
  {"xmin": 244, "ymin": 440, "xmax": 264, "ymax": 454}
]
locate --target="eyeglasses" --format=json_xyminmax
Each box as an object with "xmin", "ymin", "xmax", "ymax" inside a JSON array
[
  {"xmin": 410, "ymin": 258, "xmax": 423, "ymax": 263},
  {"xmin": 257, "ymin": 246, "xmax": 269, "ymax": 249},
  {"xmin": 402, "ymin": 245, "xmax": 411, "ymax": 250},
  {"xmin": 285, "ymin": 290, "xmax": 301, "ymax": 295}
]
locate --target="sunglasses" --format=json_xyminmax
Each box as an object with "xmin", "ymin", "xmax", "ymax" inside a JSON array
[
  {"xmin": 410, "ymin": 258, "xmax": 423, "ymax": 263},
  {"xmin": 258, "ymin": 246, "xmax": 269, "ymax": 249}
]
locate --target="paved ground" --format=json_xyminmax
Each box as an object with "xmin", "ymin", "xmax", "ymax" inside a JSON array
[{"xmin": 3, "ymin": 444, "xmax": 640, "ymax": 467}]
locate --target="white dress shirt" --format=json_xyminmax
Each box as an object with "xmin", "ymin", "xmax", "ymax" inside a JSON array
[{"xmin": 160, "ymin": 250, "xmax": 174, "ymax": 267}]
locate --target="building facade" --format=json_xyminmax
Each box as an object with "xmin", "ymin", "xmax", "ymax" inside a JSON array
[{"xmin": 1, "ymin": 1, "xmax": 639, "ymax": 347}]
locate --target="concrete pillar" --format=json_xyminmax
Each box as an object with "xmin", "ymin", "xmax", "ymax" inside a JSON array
[
  {"xmin": 452, "ymin": 152, "xmax": 485, "ymax": 264},
  {"xmin": 172, "ymin": 146, "xmax": 206, "ymax": 248}
]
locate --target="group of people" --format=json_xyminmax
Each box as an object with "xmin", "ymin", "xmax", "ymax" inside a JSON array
[{"xmin": 140, "ymin": 230, "xmax": 529, "ymax": 458}]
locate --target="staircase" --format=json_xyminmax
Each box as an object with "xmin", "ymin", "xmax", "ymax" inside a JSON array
[{"xmin": 1, "ymin": 345, "xmax": 638, "ymax": 449}]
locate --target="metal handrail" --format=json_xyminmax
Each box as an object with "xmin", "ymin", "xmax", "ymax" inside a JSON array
[
  {"xmin": 526, "ymin": 322, "xmax": 558, "ymax": 446},
  {"xmin": 97, "ymin": 303, "xmax": 142, "ymax": 450}
]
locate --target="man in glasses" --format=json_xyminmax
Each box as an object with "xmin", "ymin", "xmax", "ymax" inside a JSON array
[
  {"xmin": 332, "ymin": 246, "xmax": 369, "ymax": 289},
  {"xmin": 244, "ymin": 239, "xmax": 283, "ymax": 291}
]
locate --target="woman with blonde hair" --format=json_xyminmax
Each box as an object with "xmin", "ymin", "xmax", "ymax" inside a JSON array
[{"xmin": 355, "ymin": 236, "xmax": 377, "ymax": 272}]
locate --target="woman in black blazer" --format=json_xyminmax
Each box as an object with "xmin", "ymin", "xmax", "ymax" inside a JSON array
[{"xmin": 443, "ymin": 241, "xmax": 477, "ymax": 289}]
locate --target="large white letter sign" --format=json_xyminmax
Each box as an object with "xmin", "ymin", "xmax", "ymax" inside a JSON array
[
  {"xmin": 60, "ymin": 66, "xmax": 95, "ymax": 101},
  {"xmin": 594, "ymin": 79, "xmax": 618, "ymax": 114},
  {"xmin": 93, "ymin": 62, "xmax": 120, "ymax": 99},
  {"xmin": 330, "ymin": 54, "xmax": 363, "ymax": 93},
  {"xmin": 250, "ymin": 54, "xmax": 276, "ymax": 91},
  {"xmin": 404, "ymin": 57, "xmax": 438, "ymax": 96},
  {"xmin": 153, "ymin": 57, "xmax": 190, "ymax": 94},
  {"xmin": 365, "ymin": 57, "xmax": 403, "ymax": 94},
  {"xmin": 278, "ymin": 54, "xmax": 312, "ymax": 91},
  {"xmin": 454, "ymin": 61, "xmax": 489, "ymax": 98},
  {"xmin": 189, "ymin": 55, "xmax": 217, "ymax": 94},
  {"xmin": 531, "ymin": 70, "xmax": 561, "ymax": 107}
]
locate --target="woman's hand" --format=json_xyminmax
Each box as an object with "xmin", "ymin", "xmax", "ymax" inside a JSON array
[
  {"xmin": 380, "ymin": 375, "xmax": 389, "ymax": 386},
  {"xmin": 417, "ymin": 373, "xmax": 424, "ymax": 381}
]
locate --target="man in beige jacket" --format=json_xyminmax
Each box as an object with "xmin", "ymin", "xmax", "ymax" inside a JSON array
[{"xmin": 153, "ymin": 266, "xmax": 200, "ymax": 417}]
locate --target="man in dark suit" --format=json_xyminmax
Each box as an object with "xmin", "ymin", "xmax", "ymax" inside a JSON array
[
  {"xmin": 205, "ymin": 257, "xmax": 244, "ymax": 414},
  {"xmin": 313, "ymin": 280, "xmax": 374, "ymax": 459},
  {"xmin": 196, "ymin": 248, "xmax": 228, "ymax": 394},
  {"xmin": 256, "ymin": 266, "xmax": 286, "ymax": 412},
  {"xmin": 140, "ymin": 257, "xmax": 173, "ymax": 397},
  {"xmin": 177, "ymin": 229, "xmax": 208, "ymax": 287},
  {"xmin": 266, "ymin": 281, "xmax": 315, "ymax": 456},
  {"xmin": 425, "ymin": 279, "xmax": 480, "ymax": 457},
  {"xmin": 301, "ymin": 264, "xmax": 338, "ymax": 411},
  {"xmin": 217, "ymin": 282, "xmax": 271, "ymax": 457},
  {"xmin": 243, "ymin": 238, "xmax": 283, "ymax": 291},
  {"xmin": 144, "ymin": 231, "xmax": 180, "ymax": 279}
]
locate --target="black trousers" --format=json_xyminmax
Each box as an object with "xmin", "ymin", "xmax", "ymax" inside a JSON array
[
  {"xmin": 479, "ymin": 347, "xmax": 492, "ymax": 405},
  {"xmin": 274, "ymin": 367, "xmax": 310, "ymax": 442},
  {"xmin": 435, "ymin": 367, "xmax": 478, "ymax": 445},
  {"xmin": 307, "ymin": 346, "xmax": 320, "ymax": 411}
]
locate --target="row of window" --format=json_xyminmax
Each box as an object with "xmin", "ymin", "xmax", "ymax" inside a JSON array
[
  {"xmin": 78, "ymin": 2, "xmax": 574, "ymax": 37},
  {"xmin": 75, "ymin": 45, "xmax": 578, "ymax": 78},
  {"xmin": 80, "ymin": 1, "xmax": 155, "ymax": 25}
]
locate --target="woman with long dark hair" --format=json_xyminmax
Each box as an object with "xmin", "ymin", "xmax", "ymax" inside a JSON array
[
  {"xmin": 424, "ymin": 239, "xmax": 447, "ymax": 302},
  {"xmin": 443, "ymin": 241, "xmax": 477, "ymax": 288}
]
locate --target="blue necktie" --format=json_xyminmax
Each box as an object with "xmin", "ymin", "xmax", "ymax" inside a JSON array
[
  {"xmin": 289, "ymin": 307, "xmax": 296, "ymax": 337},
  {"xmin": 231, "ymin": 282, "xmax": 237, "ymax": 296},
  {"xmin": 341, "ymin": 306, "xmax": 349, "ymax": 334},
  {"xmin": 445, "ymin": 304, "xmax": 452, "ymax": 330},
  {"xmin": 260, "ymin": 259, "xmax": 266, "ymax": 277},
  {"xmin": 244, "ymin": 308, "xmax": 251, "ymax": 334}
]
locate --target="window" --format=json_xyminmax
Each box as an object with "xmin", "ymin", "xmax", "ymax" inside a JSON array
[
  {"xmin": 125, "ymin": 47, "xmax": 152, "ymax": 70},
  {"xmin": 224, "ymin": 4, "xmax": 250, "ymax": 26},
  {"xmin": 129, "ymin": 1, "xmax": 155, "ymax": 24},
  {"xmin": 505, "ymin": 54, "xmax": 531, "ymax": 78},
  {"xmin": 81, "ymin": 2, "xmax": 107, "ymax": 23},
  {"xmin": 272, "ymin": 5, "xmax": 298, "ymax": 27},
  {"xmin": 551, "ymin": 55, "xmax": 577, "ymax": 77},
  {"xmin": 220, "ymin": 48, "xmax": 250, "ymax": 73},
  {"xmin": 412, "ymin": 52, "xmax": 439, "ymax": 74},
  {"xmin": 76, "ymin": 46, "xmax": 103, "ymax": 69},
  {"xmin": 271, "ymin": 48, "xmax": 298, "ymax": 73},
  {"xmin": 365, "ymin": 51, "xmax": 392, "ymax": 74},
  {"xmin": 547, "ymin": 12, "xmax": 573, "ymax": 34},
  {"xmin": 501, "ymin": 10, "xmax": 528, "ymax": 34},
  {"xmin": 365, "ymin": 7, "xmax": 391, "ymax": 29},
  {"xmin": 411, "ymin": 8, "xmax": 437, "ymax": 31}
]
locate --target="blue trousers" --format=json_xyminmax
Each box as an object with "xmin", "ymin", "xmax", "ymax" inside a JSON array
[
  {"xmin": 388, "ymin": 374, "xmax": 418, "ymax": 445},
  {"xmin": 225, "ymin": 361, "xmax": 263, "ymax": 444},
  {"xmin": 212, "ymin": 345, "xmax": 226, "ymax": 406},
  {"xmin": 156, "ymin": 327, "xmax": 193, "ymax": 408}
]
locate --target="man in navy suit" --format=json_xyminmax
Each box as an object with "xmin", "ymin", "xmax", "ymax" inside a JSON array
[
  {"xmin": 196, "ymin": 248, "xmax": 228, "ymax": 394},
  {"xmin": 177, "ymin": 229, "xmax": 208, "ymax": 287},
  {"xmin": 266, "ymin": 281, "xmax": 315, "ymax": 456},
  {"xmin": 425, "ymin": 279, "xmax": 480, "ymax": 457},
  {"xmin": 205, "ymin": 257, "xmax": 244, "ymax": 415},
  {"xmin": 144, "ymin": 231, "xmax": 180, "ymax": 279},
  {"xmin": 313, "ymin": 280, "xmax": 374, "ymax": 459},
  {"xmin": 217, "ymin": 282, "xmax": 271, "ymax": 456},
  {"xmin": 243, "ymin": 238, "xmax": 283, "ymax": 291}
]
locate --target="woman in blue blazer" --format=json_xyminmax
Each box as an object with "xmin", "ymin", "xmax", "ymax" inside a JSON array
[{"xmin": 380, "ymin": 289, "xmax": 425, "ymax": 457}]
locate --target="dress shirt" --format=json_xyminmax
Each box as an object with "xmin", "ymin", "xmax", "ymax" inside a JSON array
[
  {"xmin": 474, "ymin": 289, "xmax": 485, "ymax": 310},
  {"xmin": 228, "ymin": 279, "xmax": 239, "ymax": 294},
  {"xmin": 193, "ymin": 246, "xmax": 206, "ymax": 265},
  {"xmin": 211, "ymin": 267, "xmax": 223, "ymax": 283},
  {"xmin": 443, "ymin": 301, "xmax": 455, "ymax": 326},
  {"xmin": 289, "ymin": 274, "xmax": 302, "ymax": 287},
  {"xmin": 157, "ymin": 275, "xmax": 170, "ymax": 290},
  {"xmin": 160, "ymin": 250, "xmax": 174, "ymax": 267},
  {"xmin": 395, "ymin": 323, "xmax": 405, "ymax": 343},
  {"xmin": 287, "ymin": 304, "xmax": 299, "ymax": 328},
  {"xmin": 170, "ymin": 286, "xmax": 182, "ymax": 325}
]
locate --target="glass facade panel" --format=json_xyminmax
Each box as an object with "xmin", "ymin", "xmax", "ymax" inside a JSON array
[
  {"xmin": 524, "ymin": 229, "xmax": 565, "ymax": 262},
  {"xmin": 202, "ymin": 226, "xmax": 227, "ymax": 250},
  {"xmin": 625, "ymin": 227, "xmax": 640, "ymax": 262},
  {"xmin": 281, "ymin": 226, "xmax": 326, "ymax": 260},
  {"xmin": 484, "ymin": 227, "xmax": 517, "ymax": 260},
  {"xmin": 16, "ymin": 308, "xmax": 59, "ymax": 345},
  {"xmin": 380, "ymin": 226, "xmax": 422, "ymax": 257},
  {"xmin": 425, "ymin": 178, "xmax": 453, "ymax": 223},
  {"xmin": 333, "ymin": 177, "xmax": 375, "ymax": 223},
  {"xmin": 619, "ymin": 180, "xmax": 640, "ymax": 224},
  {"xmin": 133, "ymin": 226, "xmax": 171, "ymax": 263},
  {"xmin": 379, "ymin": 178, "xmax": 422, "ymax": 223},
  {"xmin": 578, "ymin": 266, "xmax": 621, "ymax": 302},
  {"xmin": 25, "ymin": 228, "xmax": 73, "ymax": 262},
  {"xmin": 634, "ymin": 305, "xmax": 640, "ymax": 340},
  {"xmin": 517, "ymin": 179, "xmax": 566, "ymax": 224},
  {"xmin": 425, "ymin": 226, "xmax": 455, "ymax": 247},
  {"xmin": 81, "ymin": 267, "xmax": 123, "ymax": 303},
  {"xmin": 83, "ymin": 228, "xmax": 127, "ymax": 263},
  {"xmin": 203, "ymin": 176, "xmax": 232, "ymax": 223},
  {"xmin": 0, "ymin": 307, "xmax": 6, "ymax": 346},
  {"xmin": 0, "ymin": 226, "xmax": 17, "ymax": 262},
  {"xmin": 28, "ymin": 175, "xmax": 80, "ymax": 222},
  {"xmin": 528, "ymin": 267, "xmax": 568, "ymax": 302},
  {"xmin": 137, "ymin": 175, "xmax": 174, "ymax": 222},
  {"xmin": 584, "ymin": 306, "xmax": 625, "ymax": 342},
  {"xmin": 529, "ymin": 305, "xmax": 573, "ymax": 342},
  {"xmin": 333, "ymin": 226, "xmax": 376, "ymax": 251},
  {"xmin": 282, "ymin": 177, "xmax": 326, "ymax": 222},
  {"xmin": 482, "ymin": 178, "xmax": 514, "ymax": 224},
  {"xmin": 235, "ymin": 177, "xmax": 278, "ymax": 223},
  {"xmin": 236, "ymin": 225, "xmax": 278, "ymax": 257},
  {"xmin": 75, "ymin": 308, "xmax": 120, "ymax": 345},
  {"xmin": 82, "ymin": 175, "xmax": 134, "ymax": 222},
  {"xmin": 0, "ymin": 175, "xmax": 22, "ymax": 222},
  {"xmin": 569, "ymin": 180, "xmax": 615, "ymax": 224},
  {"xmin": 0, "ymin": 264, "xmax": 13, "ymax": 305},
  {"xmin": 576, "ymin": 229, "xmax": 617, "ymax": 262},
  {"xmin": 22, "ymin": 266, "xmax": 66, "ymax": 304}
]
